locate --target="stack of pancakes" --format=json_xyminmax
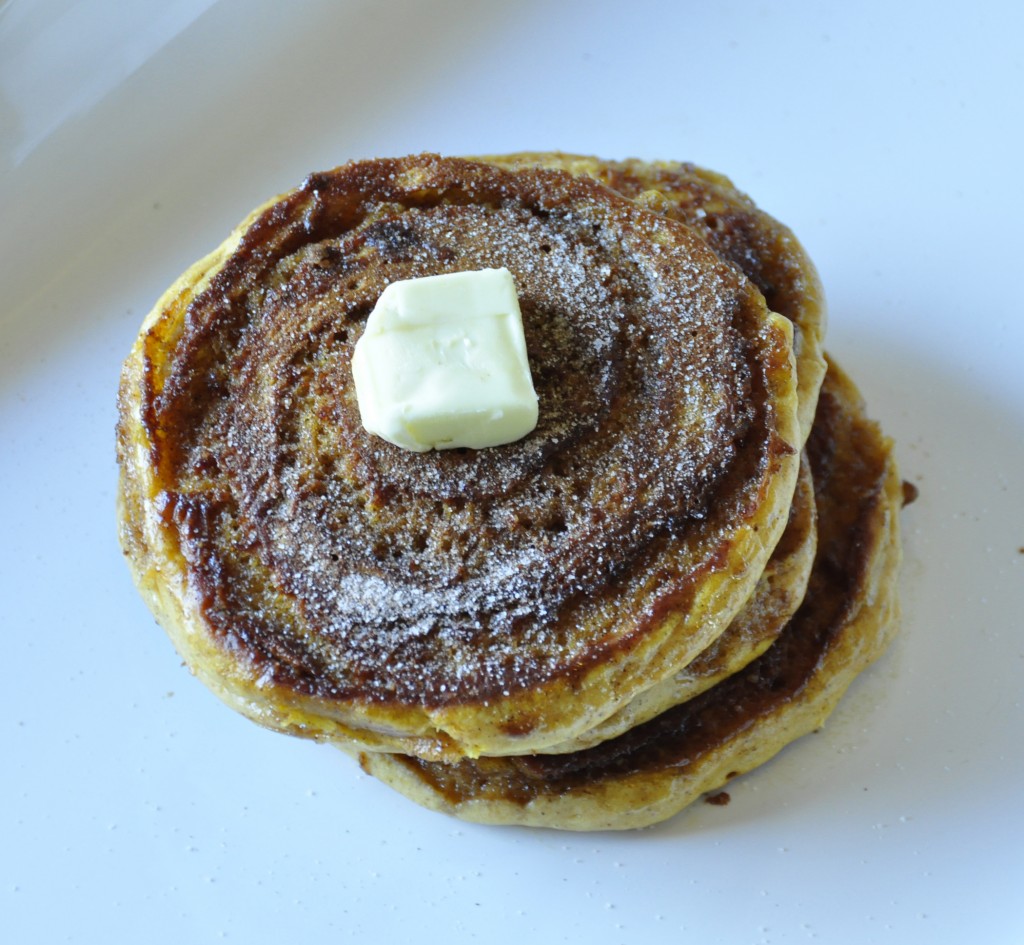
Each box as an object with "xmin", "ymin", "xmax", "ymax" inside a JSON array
[{"xmin": 117, "ymin": 153, "xmax": 904, "ymax": 830}]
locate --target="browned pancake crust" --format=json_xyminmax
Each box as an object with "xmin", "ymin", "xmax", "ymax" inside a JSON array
[
  {"xmin": 117, "ymin": 154, "xmax": 800, "ymax": 758},
  {"xmin": 353, "ymin": 360, "xmax": 903, "ymax": 828}
]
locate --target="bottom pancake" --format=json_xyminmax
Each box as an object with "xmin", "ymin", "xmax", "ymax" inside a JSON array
[{"xmin": 349, "ymin": 359, "xmax": 904, "ymax": 830}]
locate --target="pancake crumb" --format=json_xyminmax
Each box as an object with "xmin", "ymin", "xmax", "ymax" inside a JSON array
[{"xmin": 705, "ymin": 791, "xmax": 731, "ymax": 806}]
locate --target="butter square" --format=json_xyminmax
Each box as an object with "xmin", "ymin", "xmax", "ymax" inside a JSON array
[{"xmin": 351, "ymin": 268, "xmax": 539, "ymax": 452}]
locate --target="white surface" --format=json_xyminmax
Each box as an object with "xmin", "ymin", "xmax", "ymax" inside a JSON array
[{"xmin": 2, "ymin": 1, "xmax": 1022, "ymax": 943}]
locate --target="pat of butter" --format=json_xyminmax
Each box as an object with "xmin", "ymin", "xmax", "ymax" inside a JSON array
[{"xmin": 351, "ymin": 268, "xmax": 539, "ymax": 452}]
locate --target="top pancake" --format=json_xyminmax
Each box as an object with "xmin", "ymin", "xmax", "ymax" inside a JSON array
[{"xmin": 117, "ymin": 154, "xmax": 800, "ymax": 758}]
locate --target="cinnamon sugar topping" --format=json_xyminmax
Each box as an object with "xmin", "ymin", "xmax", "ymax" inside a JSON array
[{"xmin": 143, "ymin": 155, "xmax": 792, "ymax": 708}]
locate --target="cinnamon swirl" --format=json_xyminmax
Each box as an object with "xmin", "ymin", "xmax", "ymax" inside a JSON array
[{"xmin": 117, "ymin": 154, "xmax": 801, "ymax": 761}]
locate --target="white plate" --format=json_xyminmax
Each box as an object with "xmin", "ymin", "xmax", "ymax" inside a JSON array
[{"xmin": 3, "ymin": 2, "xmax": 1023, "ymax": 943}]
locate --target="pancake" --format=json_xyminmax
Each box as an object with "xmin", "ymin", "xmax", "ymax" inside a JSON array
[
  {"xmin": 351, "ymin": 360, "xmax": 904, "ymax": 829},
  {"xmin": 482, "ymin": 153, "xmax": 827, "ymax": 444},
  {"xmin": 117, "ymin": 154, "xmax": 801, "ymax": 761}
]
